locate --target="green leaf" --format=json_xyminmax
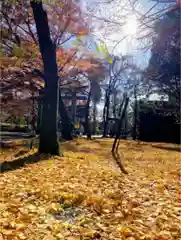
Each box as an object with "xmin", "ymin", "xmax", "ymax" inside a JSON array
[
  {"xmin": 72, "ymin": 40, "xmax": 79, "ymax": 47},
  {"xmin": 107, "ymin": 57, "xmax": 113, "ymax": 63},
  {"xmin": 99, "ymin": 42, "xmax": 108, "ymax": 57},
  {"xmin": 95, "ymin": 43, "xmax": 100, "ymax": 53}
]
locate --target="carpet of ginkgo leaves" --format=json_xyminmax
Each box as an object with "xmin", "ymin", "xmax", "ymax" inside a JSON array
[{"xmin": 0, "ymin": 139, "xmax": 181, "ymax": 240}]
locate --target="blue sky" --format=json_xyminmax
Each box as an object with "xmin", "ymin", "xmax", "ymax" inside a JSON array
[
  {"xmin": 63, "ymin": 0, "xmax": 172, "ymax": 69},
  {"xmin": 62, "ymin": 0, "xmax": 173, "ymax": 114},
  {"xmin": 63, "ymin": 0, "xmax": 172, "ymax": 71}
]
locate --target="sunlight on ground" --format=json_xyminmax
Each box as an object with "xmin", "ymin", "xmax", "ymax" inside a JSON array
[{"xmin": 0, "ymin": 139, "xmax": 180, "ymax": 240}]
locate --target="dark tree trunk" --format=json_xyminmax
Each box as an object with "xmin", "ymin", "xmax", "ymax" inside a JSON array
[
  {"xmin": 32, "ymin": 70, "xmax": 73, "ymax": 140},
  {"xmin": 132, "ymin": 86, "xmax": 138, "ymax": 141},
  {"xmin": 118, "ymin": 95, "xmax": 125, "ymax": 117},
  {"xmin": 72, "ymin": 91, "xmax": 77, "ymax": 124},
  {"xmin": 121, "ymin": 110, "xmax": 128, "ymax": 139},
  {"xmin": 36, "ymin": 98, "xmax": 42, "ymax": 134},
  {"xmin": 59, "ymin": 92, "xmax": 73, "ymax": 140},
  {"xmin": 31, "ymin": 1, "xmax": 59, "ymax": 155},
  {"xmin": 31, "ymin": 89, "xmax": 36, "ymax": 135},
  {"xmin": 124, "ymin": 110, "xmax": 128, "ymax": 139},
  {"xmin": 113, "ymin": 93, "xmax": 117, "ymax": 119},
  {"xmin": 112, "ymin": 94, "xmax": 125, "ymax": 138},
  {"xmin": 132, "ymin": 101, "xmax": 137, "ymax": 140},
  {"xmin": 85, "ymin": 91, "xmax": 91, "ymax": 139},
  {"xmin": 103, "ymin": 90, "xmax": 110, "ymax": 137},
  {"xmin": 112, "ymin": 96, "xmax": 129, "ymax": 152},
  {"xmin": 102, "ymin": 97, "xmax": 106, "ymax": 135},
  {"xmin": 93, "ymin": 103, "xmax": 97, "ymax": 134}
]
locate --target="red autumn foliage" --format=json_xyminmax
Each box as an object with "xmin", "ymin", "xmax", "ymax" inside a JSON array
[{"xmin": 0, "ymin": 0, "xmax": 103, "ymax": 117}]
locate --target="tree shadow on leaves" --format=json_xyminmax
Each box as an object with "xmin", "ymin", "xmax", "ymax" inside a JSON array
[
  {"xmin": 0, "ymin": 152, "xmax": 49, "ymax": 173},
  {"xmin": 62, "ymin": 143, "xmax": 79, "ymax": 152},
  {"xmin": 152, "ymin": 145, "xmax": 181, "ymax": 153}
]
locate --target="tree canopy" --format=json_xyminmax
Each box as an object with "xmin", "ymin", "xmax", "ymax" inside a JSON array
[{"xmin": 146, "ymin": 5, "xmax": 180, "ymax": 118}]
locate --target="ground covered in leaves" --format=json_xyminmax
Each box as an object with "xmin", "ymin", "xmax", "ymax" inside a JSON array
[{"xmin": 0, "ymin": 139, "xmax": 180, "ymax": 240}]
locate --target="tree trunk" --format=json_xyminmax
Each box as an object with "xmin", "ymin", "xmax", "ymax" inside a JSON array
[
  {"xmin": 122, "ymin": 110, "xmax": 128, "ymax": 139},
  {"xmin": 59, "ymin": 92, "xmax": 73, "ymax": 140},
  {"xmin": 114, "ymin": 94, "xmax": 126, "ymax": 138},
  {"xmin": 132, "ymin": 86, "xmax": 138, "ymax": 141},
  {"xmin": 102, "ymin": 96, "xmax": 106, "ymax": 136},
  {"xmin": 132, "ymin": 101, "xmax": 137, "ymax": 140},
  {"xmin": 31, "ymin": 1, "xmax": 59, "ymax": 155},
  {"xmin": 36, "ymin": 98, "xmax": 42, "ymax": 134},
  {"xmin": 112, "ymin": 96, "xmax": 129, "ymax": 152},
  {"xmin": 113, "ymin": 93, "xmax": 117, "ymax": 119},
  {"xmin": 31, "ymin": 89, "xmax": 36, "ymax": 135},
  {"xmin": 103, "ymin": 90, "xmax": 110, "ymax": 137},
  {"xmin": 32, "ymin": 70, "xmax": 73, "ymax": 140},
  {"xmin": 93, "ymin": 103, "xmax": 97, "ymax": 134},
  {"xmin": 72, "ymin": 91, "xmax": 77, "ymax": 124},
  {"xmin": 85, "ymin": 91, "xmax": 91, "ymax": 139}
]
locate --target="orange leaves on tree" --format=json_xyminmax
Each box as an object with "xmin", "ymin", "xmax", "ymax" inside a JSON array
[
  {"xmin": 48, "ymin": 0, "xmax": 89, "ymax": 41},
  {"xmin": 1, "ymin": 0, "xmax": 91, "ymax": 116},
  {"xmin": 74, "ymin": 27, "xmax": 89, "ymax": 36}
]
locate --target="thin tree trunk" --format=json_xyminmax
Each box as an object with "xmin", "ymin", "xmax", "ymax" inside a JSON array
[
  {"xmin": 133, "ymin": 101, "xmax": 137, "ymax": 140},
  {"xmin": 133, "ymin": 86, "xmax": 138, "ymax": 141},
  {"xmin": 93, "ymin": 103, "xmax": 97, "ymax": 134},
  {"xmin": 59, "ymin": 91, "xmax": 73, "ymax": 140},
  {"xmin": 102, "ymin": 96, "xmax": 106, "ymax": 136},
  {"xmin": 102, "ymin": 90, "xmax": 107, "ymax": 137},
  {"xmin": 113, "ymin": 93, "xmax": 117, "ymax": 119},
  {"xmin": 72, "ymin": 91, "xmax": 77, "ymax": 124},
  {"xmin": 118, "ymin": 96, "xmax": 124, "ymax": 117},
  {"xmin": 124, "ymin": 110, "xmax": 128, "ymax": 139},
  {"xmin": 31, "ymin": 1, "xmax": 59, "ymax": 155},
  {"xmin": 36, "ymin": 98, "xmax": 42, "ymax": 134},
  {"xmin": 122, "ymin": 110, "xmax": 128, "ymax": 139},
  {"xmin": 111, "ymin": 96, "xmax": 129, "ymax": 175},
  {"xmin": 112, "ymin": 96, "xmax": 129, "ymax": 152},
  {"xmin": 113, "ymin": 94, "xmax": 126, "ymax": 137},
  {"xmin": 103, "ymin": 90, "xmax": 110, "ymax": 137},
  {"xmin": 85, "ymin": 91, "xmax": 91, "ymax": 139}
]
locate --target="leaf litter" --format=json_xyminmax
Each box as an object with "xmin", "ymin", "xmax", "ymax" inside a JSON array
[{"xmin": 0, "ymin": 139, "xmax": 180, "ymax": 240}]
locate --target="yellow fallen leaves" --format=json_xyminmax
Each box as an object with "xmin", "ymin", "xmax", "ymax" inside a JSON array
[
  {"xmin": 46, "ymin": 202, "xmax": 63, "ymax": 213},
  {"xmin": 0, "ymin": 139, "xmax": 181, "ymax": 239},
  {"xmin": 59, "ymin": 193, "xmax": 85, "ymax": 207},
  {"xmin": 17, "ymin": 232, "xmax": 26, "ymax": 240},
  {"xmin": 117, "ymin": 225, "xmax": 133, "ymax": 237},
  {"xmin": 0, "ymin": 233, "xmax": 3, "ymax": 240}
]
